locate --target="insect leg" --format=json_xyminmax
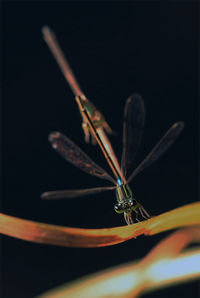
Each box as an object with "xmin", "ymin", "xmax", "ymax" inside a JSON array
[{"xmin": 139, "ymin": 204, "xmax": 151, "ymax": 219}]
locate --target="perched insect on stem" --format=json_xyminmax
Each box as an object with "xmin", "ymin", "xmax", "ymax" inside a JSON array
[{"xmin": 41, "ymin": 95, "xmax": 184, "ymax": 225}]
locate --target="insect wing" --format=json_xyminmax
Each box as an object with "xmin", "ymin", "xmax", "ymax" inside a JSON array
[
  {"xmin": 49, "ymin": 132, "xmax": 115, "ymax": 184},
  {"xmin": 127, "ymin": 121, "xmax": 184, "ymax": 183},
  {"xmin": 41, "ymin": 186, "xmax": 116, "ymax": 200},
  {"xmin": 121, "ymin": 94, "xmax": 145, "ymax": 177}
]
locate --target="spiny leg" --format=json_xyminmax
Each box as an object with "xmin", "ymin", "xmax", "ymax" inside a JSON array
[
  {"xmin": 82, "ymin": 122, "xmax": 90, "ymax": 143},
  {"xmin": 103, "ymin": 120, "xmax": 116, "ymax": 135},
  {"xmin": 124, "ymin": 212, "xmax": 134, "ymax": 225},
  {"xmin": 135, "ymin": 209, "xmax": 140, "ymax": 222},
  {"xmin": 139, "ymin": 204, "xmax": 151, "ymax": 220}
]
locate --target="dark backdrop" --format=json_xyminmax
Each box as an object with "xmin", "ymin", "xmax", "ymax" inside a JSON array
[{"xmin": 1, "ymin": 1, "xmax": 199, "ymax": 297}]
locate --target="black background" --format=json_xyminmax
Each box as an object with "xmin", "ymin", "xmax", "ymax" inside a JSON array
[{"xmin": 1, "ymin": 1, "xmax": 199, "ymax": 297}]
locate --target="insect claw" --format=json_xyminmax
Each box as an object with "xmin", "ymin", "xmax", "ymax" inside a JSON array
[{"xmin": 136, "ymin": 214, "xmax": 140, "ymax": 222}]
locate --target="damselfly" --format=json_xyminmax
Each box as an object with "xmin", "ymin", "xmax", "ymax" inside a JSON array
[{"xmin": 41, "ymin": 94, "xmax": 184, "ymax": 225}]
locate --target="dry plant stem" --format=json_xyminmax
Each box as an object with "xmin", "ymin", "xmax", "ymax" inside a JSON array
[
  {"xmin": 38, "ymin": 251, "xmax": 200, "ymax": 298},
  {"xmin": 141, "ymin": 226, "xmax": 200, "ymax": 265},
  {"xmin": 0, "ymin": 202, "xmax": 200, "ymax": 248},
  {"xmin": 134, "ymin": 226, "xmax": 200, "ymax": 297},
  {"xmin": 37, "ymin": 227, "xmax": 200, "ymax": 298}
]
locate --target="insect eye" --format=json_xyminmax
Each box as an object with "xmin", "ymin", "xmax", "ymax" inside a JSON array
[
  {"xmin": 128, "ymin": 200, "xmax": 134, "ymax": 206},
  {"xmin": 131, "ymin": 199, "xmax": 139, "ymax": 211},
  {"xmin": 114, "ymin": 203, "xmax": 124, "ymax": 214}
]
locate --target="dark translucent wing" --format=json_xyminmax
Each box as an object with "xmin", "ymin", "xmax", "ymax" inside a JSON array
[
  {"xmin": 121, "ymin": 94, "xmax": 145, "ymax": 177},
  {"xmin": 127, "ymin": 121, "xmax": 184, "ymax": 183},
  {"xmin": 49, "ymin": 132, "xmax": 115, "ymax": 184},
  {"xmin": 41, "ymin": 186, "xmax": 116, "ymax": 200}
]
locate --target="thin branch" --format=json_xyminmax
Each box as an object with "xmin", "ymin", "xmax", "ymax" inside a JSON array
[
  {"xmin": 0, "ymin": 202, "xmax": 199, "ymax": 248},
  {"xmin": 37, "ymin": 227, "xmax": 200, "ymax": 298}
]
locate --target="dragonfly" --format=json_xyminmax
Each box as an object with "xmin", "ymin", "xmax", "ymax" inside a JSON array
[{"xmin": 41, "ymin": 94, "xmax": 184, "ymax": 225}]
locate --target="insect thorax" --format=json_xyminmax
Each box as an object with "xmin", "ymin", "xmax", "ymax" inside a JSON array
[
  {"xmin": 115, "ymin": 184, "xmax": 132, "ymax": 203},
  {"xmin": 114, "ymin": 184, "xmax": 138, "ymax": 214}
]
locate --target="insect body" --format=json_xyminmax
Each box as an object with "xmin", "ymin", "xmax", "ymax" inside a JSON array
[{"xmin": 42, "ymin": 95, "xmax": 184, "ymax": 225}]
